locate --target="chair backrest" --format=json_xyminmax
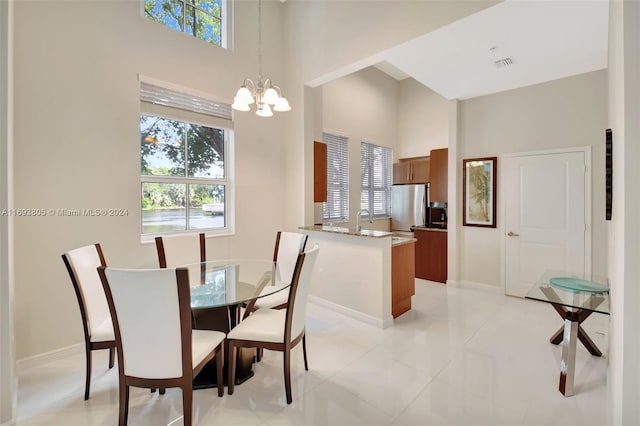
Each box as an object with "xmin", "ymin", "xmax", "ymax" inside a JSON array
[
  {"xmin": 155, "ymin": 233, "xmax": 206, "ymax": 268},
  {"xmin": 62, "ymin": 244, "xmax": 109, "ymax": 337},
  {"xmin": 286, "ymin": 244, "xmax": 319, "ymax": 340},
  {"xmin": 98, "ymin": 267, "xmax": 192, "ymax": 379},
  {"xmin": 274, "ymin": 231, "xmax": 308, "ymax": 285}
]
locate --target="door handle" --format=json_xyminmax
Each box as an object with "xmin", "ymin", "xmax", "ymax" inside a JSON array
[{"xmin": 507, "ymin": 231, "xmax": 520, "ymax": 237}]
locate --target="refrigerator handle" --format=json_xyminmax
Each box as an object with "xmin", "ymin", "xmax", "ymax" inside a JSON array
[{"xmin": 421, "ymin": 191, "xmax": 426, "ymax": 226}]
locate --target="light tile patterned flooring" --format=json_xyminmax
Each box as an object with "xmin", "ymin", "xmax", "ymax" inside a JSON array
[{"xmin": 17, "ymin": 280, "xmax": 610, "ymax": 425}]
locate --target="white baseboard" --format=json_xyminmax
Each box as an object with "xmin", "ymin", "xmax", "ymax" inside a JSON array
[
  {"xmin": 457, "ymin": 280, "xmax": 503, "ymax": 294},
  {"xmin": 16, "ymin": 343, "xmax": 83, "ymax": 374},
  {"xmin": 308, "ymin": 295, "xmax": 393, "ymax": 329}
]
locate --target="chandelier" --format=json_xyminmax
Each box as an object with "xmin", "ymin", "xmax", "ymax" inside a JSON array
[{"xmin": 232, "ymin": 0, "xmax": 291, "ymax": 117}]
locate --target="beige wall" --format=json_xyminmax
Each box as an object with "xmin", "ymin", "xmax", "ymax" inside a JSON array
[
  {"xmin": 397, "ymin": 78, "xmax": 449, "ymax": 159},
  {"xmin": 322, "ymin": 67, "xmax": 398, "ymax": 230},
  {"xmin": 12, "ymin": 0, "xmax": 288, "ymax": 358},
  {"xmin": 11, "ymin": 0, "xmax": 498, "ymax": 360},
  {"xmin": 607, "ymin": 1, "xmax": 640, "ymax": 423},
  {"xmin": 458, "ymin": 70, "xmax": 608, "ymax": 288}
]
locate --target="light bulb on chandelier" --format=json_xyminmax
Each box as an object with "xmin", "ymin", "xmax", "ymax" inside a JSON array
[{"xmin": 232, "ymin": 0, "xmax": 291, "ymax": 117}]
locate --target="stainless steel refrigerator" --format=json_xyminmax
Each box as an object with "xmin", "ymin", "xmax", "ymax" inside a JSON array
[{"xmin": 391, "ymin": 184, "xmax": 429, "ymax": 232}]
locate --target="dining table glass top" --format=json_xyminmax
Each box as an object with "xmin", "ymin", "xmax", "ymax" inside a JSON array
[
  {"xmin": 525, "ymin": 269, "xmax": 610, "ymax": 315},
  {"xmin": 180, "ymin": 259, "xmax": 287, "ymax": 309}
]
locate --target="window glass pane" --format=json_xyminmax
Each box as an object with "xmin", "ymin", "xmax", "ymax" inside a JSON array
[
  {"xmin": 186, "ymin": 5, "xmax": 221, "ymax": 45},
  {"xmin": 188, "ymin": 184, "xmax": 225, "ymax": 229},
  {"xmin": 141, "ymin": 114, "xmax": 186, "ymax": 176},
  {"xmin": 195, "ymin": 0, "xmax": 221, "ymax": 18},
  {"xmin": 360, "ymin": 141, "xmax": 392, "ymax": 218},
  {"xmin": 145, "ymin": 0, "xmax": 184, "ymax": 31},
  {"xmin": 186, "ymin": 124, "xmax": 224, "ymax": 178},
  {"xmin": 141, "ymin": 182, "xmax": 187, "ymax": 233}
]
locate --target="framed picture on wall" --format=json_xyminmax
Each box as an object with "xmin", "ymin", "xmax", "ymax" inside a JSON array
[
  {"xmin": 606, "ymin": 129, "xmax": 613, "ymax": 221},
  {"xmin": 463, "ymin": 157, "xmax": 497, "ymax": 228}
]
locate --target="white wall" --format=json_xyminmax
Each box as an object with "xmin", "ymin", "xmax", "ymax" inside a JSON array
[
  {"xmin": 1, "ymin": 0, "xmax": 15, "ymax": 422},
  {"xmin": 12, "ymin": 0, "xmax": 288, "ymax": 359},
  {"xmin": 397, "ymin": 78, "xmax": 449, "ymax": 159},
  {"xmin": 458, "ymin": 70, "xmax": 608, "ymax": 288},
  {"xmin": 607, "ymin": 1, "xmax": 640, "ymax": 423}
]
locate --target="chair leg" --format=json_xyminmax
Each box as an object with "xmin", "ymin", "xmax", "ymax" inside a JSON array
[
  {"xmin": 283, "ymin": 347, "xmax": 292, "ymax": 404},
  {"xmin": 108, "ymin": 347, "xmax": 115, "ymax": 369},
  {"xmin": 302, "ymin": 334, "xmax": 309, "ymax": 371},
  {"xmin": 182, "ymin": 386, "xmax": 193, "ymax": 426},
  {"xmin": 84, "ymin": 347, "xmax": 92, "ymax": 400},
  {"xmin": 216, "ymin": 344, "xmax": 224, "ymax": 397},
  {"xmin": 119, "ymin": 383, "xmax": 130, "ymax": 426},
  {"xmin": 227, "ymin": 342, "xmax": 236, "ymax": 395}
]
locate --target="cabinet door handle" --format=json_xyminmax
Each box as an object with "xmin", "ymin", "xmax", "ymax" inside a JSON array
[{"xmin": 507, "ymin": 231, "xmax": 520, "ymax": 237}]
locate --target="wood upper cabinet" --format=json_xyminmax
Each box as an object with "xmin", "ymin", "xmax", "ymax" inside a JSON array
[
  {"xmin": 314, "ymin": 141, "xmax": 327, "ymax": 203},
  {"xmin": 393, "ymin": 158, "xmax": 430, "ymax": 185},
  {"xmin": 429, "ymin": 148, "xmax": 448, "ymax": 203}
]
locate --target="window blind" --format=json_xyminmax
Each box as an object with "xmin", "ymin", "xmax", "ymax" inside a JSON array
[
  {"xmin": 140, "ymin": 80, "xmax": 233, "ymax": 129},
  {"xmin": 360, "ymin": 141, "xmax": 392, "ymax": 218},
  {"xmin": 322, "ymin": 132, "xmax": 349, "ymax": 222}
]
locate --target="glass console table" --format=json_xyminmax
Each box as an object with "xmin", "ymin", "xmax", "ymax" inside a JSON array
[{"xmin": 525, "ymin": 270, "xmax": 610, "ymax": 397}]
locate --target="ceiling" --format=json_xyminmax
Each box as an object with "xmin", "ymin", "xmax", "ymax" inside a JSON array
[{"xmin": 373, "ymin": 0, "xmax": 609, "ymax": 100}]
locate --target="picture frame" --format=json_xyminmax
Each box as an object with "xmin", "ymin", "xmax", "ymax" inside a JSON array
[
  {"xmin": 463, "ymin": 157, "xmax": 497, "ymax": 228},
  {"xmin": 605, "ymin": 129, "xmax": 612, "ymax": 221}
]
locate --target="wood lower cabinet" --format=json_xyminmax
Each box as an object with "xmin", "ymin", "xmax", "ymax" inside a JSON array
[
  {"xmin": 392, "ymin": 241, "xmax": 415, "ymax": 318},
  {"xmin": 414, "ymin": 229, "xmax": 447, "ymax": 283}
]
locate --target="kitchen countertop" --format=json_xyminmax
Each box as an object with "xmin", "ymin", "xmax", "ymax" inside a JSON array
[
  {"xmin": 412, "ymin": 226, "xmax": 448, "ymax": 233},
  {"xmin": 299, "ymin": 225, "xmax": 416, "ymax": 246}
]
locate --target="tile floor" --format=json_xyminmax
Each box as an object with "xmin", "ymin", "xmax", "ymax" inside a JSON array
[{"xmin": 17, "ymin": 280, "xmax": 610, "ymax": 425}]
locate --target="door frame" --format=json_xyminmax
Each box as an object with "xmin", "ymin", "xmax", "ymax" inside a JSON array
[{"xmin": 499, "ymin": 146, "xmax": 592, "ymax": 295}]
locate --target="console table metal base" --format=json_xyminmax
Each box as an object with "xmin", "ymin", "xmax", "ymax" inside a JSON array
[{"xmin": 550, "ymin": 306, "xmax": 603, "ymax": 397}]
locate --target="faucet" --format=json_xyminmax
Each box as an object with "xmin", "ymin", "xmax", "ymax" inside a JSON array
[{"xmin": 356, "ymin": 209, "xmax": 373, "ymax": 232}]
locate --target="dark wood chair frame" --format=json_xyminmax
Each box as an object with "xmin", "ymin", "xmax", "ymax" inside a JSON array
[
  {"xmin": 98, "ymin": 266, "xmax": 224, "ymax": 426},
  {"xmin": 243, "ymin": 231, "xmax": 309, "ymax": 316},
  {"xmin": 228, "ymin": 250, "xmax": 310, "ymax": 405},
  {"xmin": 61, "ymin": 243, "xmax": 115, "ymax": 401},
  {"xmin": 155, "ymin": 233, "xmax": 206, "ymax": 268}
]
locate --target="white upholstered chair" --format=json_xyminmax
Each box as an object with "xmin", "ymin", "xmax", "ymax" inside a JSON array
[
  {"xmin": 98, "ymin": 266, "xmax": 225, "ymax": 426},
  {"xmin": 155, "ymin": 232, "xmax": 206, "ymax": 268},
  {"xmin": 62, "ymin": 243, "xmax": 115, "ymax": 400},
  {"xmin": 227, "ymin": 244, "xmax": 319, "ymax": 404},
  {"xmin": 243, "ymin": 231, "xmax": 308, "ymax": 315}
]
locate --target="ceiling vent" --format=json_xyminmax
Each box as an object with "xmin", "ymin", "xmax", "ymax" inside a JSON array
[{"xmin": 494, "ymin": 57, "xmax": 514, "ymax": 68}]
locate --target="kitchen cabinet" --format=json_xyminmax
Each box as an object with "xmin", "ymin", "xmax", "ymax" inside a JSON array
[
  {"xmin": 414, "ymin": 228, "xmax": 447, "ymax": 283},
  {"xmin": 429, "ymin": 148, "xmax": 448, "ymax": 203},
  {"xmin": 392, "ymin": 240, "xmax": 415, "ymax": 318},
  {"xmin": 314, "ymin": 141, "xmax": 327, "ymax": 203},
  {"xmin": 393, "ymin": 158, "xmax": 430, "ymax": 184}
]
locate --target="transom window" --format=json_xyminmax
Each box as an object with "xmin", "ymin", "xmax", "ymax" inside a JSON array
[
  {"xmin": 144, "ymin": 0, "xmax": 227, "ymax": 47},
  {"xmin": 140, "ymin": 80, "xmax": 234, "ymax": 236},
  {"xmin": 322, "ymin": 132, "xmax": 349, "ymax": 222},
  {"xmin": 360, "ymin": 141, "xmax": 392, "ymax": 218}
]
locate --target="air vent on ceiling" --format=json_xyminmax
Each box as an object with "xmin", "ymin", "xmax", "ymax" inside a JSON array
[{"xmin": 494, "ymin": 57, "xmax": 514, "ymax": 68}]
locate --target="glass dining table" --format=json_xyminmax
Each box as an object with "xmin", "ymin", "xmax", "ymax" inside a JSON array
[
  {"xmin": 525, "ymin": 270, "xmax": 610, "ymax": 397},
  {"xmin": 179, "ymin": 259, "xmax": 289, "ymax": 389}
]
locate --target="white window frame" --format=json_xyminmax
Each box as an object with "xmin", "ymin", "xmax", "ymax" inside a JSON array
[
  {"xmin": 322, "ymin": 132, "xmax": 349, "ymax": 223},
  {"xmin": 360, "ymin": 140, "xmax": 392, "ymax": 218},
  {"xmin": 141, "ymin": 0, "xmax": 232, "ymax": 49},
  {"xmin": 139, "ymin": 77, "xmax": 235, "ymax": 240}
]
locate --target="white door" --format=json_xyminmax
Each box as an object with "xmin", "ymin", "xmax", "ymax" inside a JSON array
[{"xmin": 504, "ymin": 150, "xmax": 588, "ymax": 297}]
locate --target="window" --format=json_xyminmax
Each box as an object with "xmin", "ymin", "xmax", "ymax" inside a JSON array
[
  {"xmin": 144, "ymin": 0, "xmax": 227, "ymax": 47},
  {"xmin": 140, "ymin": 80, "xmax": 233, "ymax": 236},
  {"xmin": 322, "ymin": 132, "xmax": 349, "ymax": 222},
  {"xmin": 360, "ymin": 141, "xmax": 392, "ymax": 218}
]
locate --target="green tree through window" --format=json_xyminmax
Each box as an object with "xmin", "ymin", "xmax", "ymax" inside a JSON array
[{"xmin": 144, "ymin": 0, "xmax": 223, "ymax": 46}]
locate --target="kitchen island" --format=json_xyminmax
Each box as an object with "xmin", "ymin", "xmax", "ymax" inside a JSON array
[{"xmin": 299, "ymin": 225, "xmax": 415, "ymax": 328}]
